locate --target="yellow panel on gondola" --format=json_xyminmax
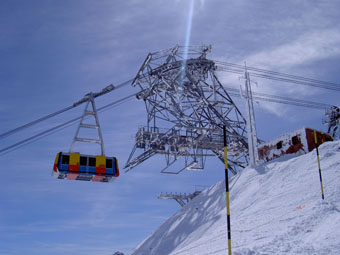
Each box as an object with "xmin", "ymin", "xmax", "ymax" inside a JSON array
[
  {"xmin": 96, "ymin": 155, "xmax": 106, "ymax": 168},
  {"xmin": 54, "ymin": 153, "xmax": 60, "ymax": 165},
  {"xmin": 69, "ymin": 153, "xmax": 80, "ymax": 166}
]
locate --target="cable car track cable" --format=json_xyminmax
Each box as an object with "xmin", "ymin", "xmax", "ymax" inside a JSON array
[
  {"xmin": 0, "ymin": 62, "xmax": 336, "ymax": 155},
  {"xmin": 214, "ymin": 61, "xmax": 340, "ymax": 92},
  {"xmin": 0, "ymin": 78, "xmax": 133, "ymax": 140},
  {"xmin": 224, "ymin": 86, "xmax": 332, "ymax": 109},
  {"xmin": 0, "ymin": 92, "xmax": 137, "ymax": 156},
  {"xmin": 0, "ymin": 89, "xmax": 329, "ymax": 156},
  {"xmin": 217, "ymin": 66, "xmax": 340, "ymax": 92},
  {"xmin": 2, "ymin": 63, "xmax": 337, "ymax": 141},
  {"xmin": 214, "ymin": 60, "xmax": 340, "ymax": 89}
]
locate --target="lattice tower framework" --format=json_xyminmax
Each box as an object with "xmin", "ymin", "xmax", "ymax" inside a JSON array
[{"xmin": 124, "ymin": 45, "xmax": 249, "ymax": 174}]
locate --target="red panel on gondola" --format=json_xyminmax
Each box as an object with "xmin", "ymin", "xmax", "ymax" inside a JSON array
[
  {"xmin": 53, "ymin": 153, "xmax": 60, "ymax": 173},
  {"xmin": 69, "ymin": 165, "xmax": 79, "ymax": 171},
  {"xmin": 114, "ymin": 159, "xmax": 120, "ymax": 177},
  {"xmin": 67, "ymin": 173, "xmax": 78, "ymax": 180},
  {"xmin": 92, "ymin": 175, "xmax": 105, "ymax": 182},
  {"xmin": 96, "ymin": 167, "xmax": 106, "ymax": 175}
]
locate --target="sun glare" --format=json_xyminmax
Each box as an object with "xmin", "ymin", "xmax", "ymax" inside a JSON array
[{"xmin": 180, "ymin": 0, "xmax": 195, "ymax": 85}]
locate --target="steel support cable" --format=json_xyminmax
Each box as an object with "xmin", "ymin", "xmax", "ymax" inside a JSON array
[
  {"xmin": 252, "ymin": 96, "xmax": 329, "ymax": 109},
  {"xmin": 0, "ymin": 95, "xmax": 136, "ymax": 157},
  {"xmin": 251, "ymin": 91, "xmax": 330, "ymax": 108},
  {"xmin": 218, "ymin": 66, "xmax": 340, "ymax": 92},
  {"xmin": 0, "ymin": 105, "xmax": 75, "ymax": 140},
  {"xmin": 226, "ymin": 91, "xmax": 331, "ymax": 109},
  {"xmin": 214, "ymin": 60, "xmax": 340, "ymax": 89},
  {"xmin": 224, "ymin": 86, "xmax": 332, "ymax": 109},
  {"xmin": 251, "ymin": 73, "xmax": 340, "ymax": 92},
  {"xmin": 216, "ymin": 64, "xmax": 340, "ymax": 92},
  {"xmin": 253, "ymin": 95, "xmax": 329, "ymax": 109},
  {"xmin": 0, "ymin": 79, "xmax": 133, "ymax": 140},
  {"xmin": 0, "ymin": 92, "xmax": 137, "ymax": 156}
]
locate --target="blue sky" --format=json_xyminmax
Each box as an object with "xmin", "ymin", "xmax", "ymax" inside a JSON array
[{"xmin": 1, "ymin": 1, "xmax": 340, "ymax": 254}]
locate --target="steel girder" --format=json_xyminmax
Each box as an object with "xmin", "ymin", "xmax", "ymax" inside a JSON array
[{"xmin": 125, "ymin": 45, "xmax": 248, "ymax": 174}]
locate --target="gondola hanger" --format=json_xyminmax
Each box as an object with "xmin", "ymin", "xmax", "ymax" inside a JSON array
[
  {"xmin": 70, "ymin": 93, "xmax": 105, "ymax": 156},
  {"xmin": 52, "ymin": 92, "xmax": 119, "ymax": 182}
]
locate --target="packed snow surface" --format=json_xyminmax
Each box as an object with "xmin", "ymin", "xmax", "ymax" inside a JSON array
[{"xmin": 131, "ymin": 141, "xmax": 340, "ymax": 255}]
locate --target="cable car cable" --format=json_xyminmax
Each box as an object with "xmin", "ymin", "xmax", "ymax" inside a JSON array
[
  {"xmin": 0, "ymin": 96, "xmax": 136, "ymax": 157},
  {"xmin": 217, "ymin": 66, "xmax": 340, "ymax": 92},
  {"xmin": 227, "ymin": 91, "xmax": 331, "ymax": 109},
  {"xmin": 0, "ymin": 62, "xmax": 336, "ymax": 155},
  {"xmin": 224, "ymin": 86, "xmax": 332, "ymax": 109},
  {"xmin": 0, "ymin": 105, "xmax": 75, "ymax": 140},
  {"xmin": 2, "ymin": 62, "xmax": 336, "ymax": 141},
  {"xmin": 0, "ymin": 79, "xmax": 133, "ymax": 140},
  {"xmin": 0, "ymin": 87, "xmax": 328, "ymax": 156},
  {"xmin": 214, "ymin": 60, "xmax": 340, "ymax": 90},
  {"xmin": 0, "ymin": 92, "xmax": 137, "ymax": 156},
  {"xmin": 215, "ymin": 63, "xmax": 340, "ymax": 92}
]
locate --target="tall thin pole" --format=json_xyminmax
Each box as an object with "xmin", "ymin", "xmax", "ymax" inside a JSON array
[
  {"xmin": 244, "ymin": 67, "xmax": 258, "ymax": 167},
  {"xmin": 223, "ymin": 125, "xmax": 232, "ymax": 255},
  {"xmin": 314, "ymin": 130, "xmax": 325, "ymax": 200}
]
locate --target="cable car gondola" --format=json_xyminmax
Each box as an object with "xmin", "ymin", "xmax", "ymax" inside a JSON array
[
  {"xmin": 52, "ymin": 91, "xmax": 119, "ymax": 183},
  {"xmin": 53, "ymin": 152, "xmax": 119, "ymax": 182}
]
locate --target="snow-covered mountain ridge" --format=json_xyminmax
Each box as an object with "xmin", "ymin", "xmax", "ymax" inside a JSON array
[{"xmin": 132, "ymin": 140, "xmax": 340, "ymax": 255}]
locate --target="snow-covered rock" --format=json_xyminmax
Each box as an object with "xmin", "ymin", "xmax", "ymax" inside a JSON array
[{"xmin": 132, "ymin": 140, "xmax": 340, "ymax": 255}]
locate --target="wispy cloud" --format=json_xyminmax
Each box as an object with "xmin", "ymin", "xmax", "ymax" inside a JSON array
[
  {"xmin": 219, "ymin": 28, "xmax": 340, "ymax": 117},
  {"xmin": 247, "ymin": 29, "xmax": 340, "ymax": 69}
]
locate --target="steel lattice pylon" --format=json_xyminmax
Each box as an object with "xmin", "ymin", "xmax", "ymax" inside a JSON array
[
  {"xmin": 125, "ymin": 45, "xmax": 248, "ymax": 174},
  {"xmin": 323, "ymin": 105, "xmax": 340, "ymax": 139}
]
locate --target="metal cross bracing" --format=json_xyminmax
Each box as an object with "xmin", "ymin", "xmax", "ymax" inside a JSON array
[
  {"xmin": 2, "ymin": 46, "xmax": 338, "ymax": 159},
  {"xmin": 323, "ymin": 105, "xmax": 340, "ymax": 139},
  {"xmin": 157, "ymin": 190, "xmax": 202, "ymax": 207},
  {"xmin": 124, "ymin": 45, "xmax": 249, "ymax": 174}
]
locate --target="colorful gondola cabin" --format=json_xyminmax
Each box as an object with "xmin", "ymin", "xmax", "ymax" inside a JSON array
[{"xmin": 53, "ymin": 152, "xmax": 119, "ymax": 182}]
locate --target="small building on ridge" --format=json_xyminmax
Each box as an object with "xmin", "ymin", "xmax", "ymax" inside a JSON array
[{"xmin": 257, "ymin": 127, "xmax": 332, "ymax": 164}]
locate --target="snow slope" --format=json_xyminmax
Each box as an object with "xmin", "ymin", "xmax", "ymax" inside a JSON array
[{"xmin": 131, "ymin": 140, "xmax": 340, "ymax": 255}]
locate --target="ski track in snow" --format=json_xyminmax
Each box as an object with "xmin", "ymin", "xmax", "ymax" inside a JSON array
[{"xmin": 132, "ymin": 141, "xmax": 340, "ymax": 255}]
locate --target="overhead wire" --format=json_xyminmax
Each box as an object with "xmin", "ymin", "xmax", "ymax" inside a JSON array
[
  {"xmin": 214, "ymin": 60, "xmax": 340, "ymax": 88},
  {"xmin": 215, "ymin": 60, "xmax": 340, "ymax": 92},
  {"xmin": 1, "ymin": 60, "xmax": 338, "ymax": 156},
  {"xmin": 0, "ymin": 84, "xmax": 332, "ymax": 156},
  {"xmin": 224, "ymin": 86, "xmax": 332, "ymax": 110},
  {"xmin": 0, "ymin": 92, "xmax": 137, "ymax": 156},
  {"xmin": 2, "ymin": 61, "xmax": 336, "ymax": 142},
  {"xmin": 0, "ymin": 78, "xmax": 133, "ymax": 140},
  {"xmin": 0, "ymin": 105, "xmax": 75, "ymax": 140}
]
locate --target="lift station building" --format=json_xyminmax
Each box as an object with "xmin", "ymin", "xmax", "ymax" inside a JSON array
[{"xmin": 257, "ymin": 127, "xmax": 332, "ymax": 163}]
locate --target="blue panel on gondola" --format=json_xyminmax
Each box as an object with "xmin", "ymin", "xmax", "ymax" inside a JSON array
[
  {"xmin": 88, "ymin": 166, "xmax": 96, "ymax": 174},
  {"xmin": 59, "ymin": 164, "xmax": 69, "ymax": 173},
  {"xmin": 79, "ymin": 165, "xmax": 87, "ymax": 173},
  {"xmin": 105, "ymin": 158, "xmax": 114, "ymax": 176},
  {"xmin": 106, "ymin": 168, "xmax": 113, "ymax": 176},
  {"xmin": 59, "ymin": 153, "xmax": 70, "ymax": 173}
]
